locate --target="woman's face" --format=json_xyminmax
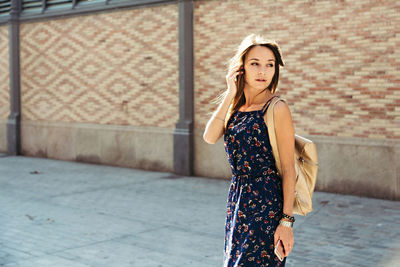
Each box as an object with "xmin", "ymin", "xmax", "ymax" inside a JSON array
[{"xmin": 243, "ymin": 45, "xmax": 276, "ymax": 91}]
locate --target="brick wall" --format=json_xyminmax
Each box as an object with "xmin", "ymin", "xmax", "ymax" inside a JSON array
[
  {"xmin": 0, "ymin": 25, "xmax": 9, "ymax": 120},
  {"xmin": 1, "ymin": 0, "xmax": 399, "ymax": 197},
  {"xmin": 20, "ymin": 4, "xmax": 179, "ymax": 128},
  {"xmin": 194, "ymin": 0, "xmax": 400, "ymax": 139}
]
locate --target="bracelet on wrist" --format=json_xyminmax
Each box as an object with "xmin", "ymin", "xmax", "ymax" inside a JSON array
[
  {"xmin": 281, "ymin": 213, "xmax": 295, "ymax": 222},
  {"xmin": 279, "ymin": 219, "xmax": 293, "ymax": 228}
]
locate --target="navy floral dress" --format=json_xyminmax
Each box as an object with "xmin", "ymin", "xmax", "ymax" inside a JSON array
[{"xmin": 223, "ymin": 97, "xmax": 286, "ymax": 266}]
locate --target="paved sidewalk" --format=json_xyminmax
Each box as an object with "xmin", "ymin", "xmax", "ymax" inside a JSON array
[{"xmin": 0, "ymin": 155, "xmax": 399, "ymax": 267}]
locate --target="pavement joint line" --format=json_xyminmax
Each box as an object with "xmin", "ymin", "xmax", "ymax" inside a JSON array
[
  {"xmin": 16, "ymin": 195, "xmax": 180, "ymax": 229},
  {"xmin": 46, "ymin": 180, "xmax": 161, "ymax": 199},
  {"xmin": 0, "ymin": 242, "xmax": 43, "ymax": 258}
]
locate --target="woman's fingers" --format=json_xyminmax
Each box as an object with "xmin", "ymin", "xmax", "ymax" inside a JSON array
[
  {"xmin": 283, "ymin": 239, "xmax": 294, "ymax": 257},
  {"xmin": 227, "ymin": 70, "xmax": 240, "ymax": 80},
  {"xmin": 273, "ymin": 232, "xmax": 279, "ymax": 248},
  {"xmin": 226, "ymin": 65, "xmax": 242, "ymax": 95},
  {"xmin": 230, "ymin": 70, "xmax": 243, "ymax": 81},
  {"xmin": 273, "ymin": 224, "xmax": 295, "ymax": 258},
  {"xmin": 228, "ymin": 65, "xmax": 242, "ymax": 77},
  {"xmin": 284, "ymin": 243, "xmax": 290, "ymax": 257}
]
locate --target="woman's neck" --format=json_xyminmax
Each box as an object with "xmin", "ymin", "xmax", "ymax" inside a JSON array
[{"xmin": 242, "ymin": 87, "xmax": 274, "ymax": 107}]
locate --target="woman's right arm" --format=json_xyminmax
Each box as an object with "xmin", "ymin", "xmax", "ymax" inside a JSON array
[
  {"xmin": 203, "ymin": 65, "xmax": 242, "ymax": 144},
  {"xmin": 202, "ymin": 91, "xmax": 235, "ymax": 144}
]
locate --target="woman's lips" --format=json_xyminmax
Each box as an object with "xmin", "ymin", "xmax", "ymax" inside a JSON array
[{"xmin": 256, "ymin": 79, "xmax": 266, "ymax": 82}]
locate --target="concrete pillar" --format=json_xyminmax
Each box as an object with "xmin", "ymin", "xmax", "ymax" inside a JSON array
[{"xmin": 174, "ymin": 0, "xmax": 194, "ymax": 175}]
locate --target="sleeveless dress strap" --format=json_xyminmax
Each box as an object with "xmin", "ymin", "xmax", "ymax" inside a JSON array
[{"xmin": 261, "ymin": 96, "xmax": 278, "ymax": 115}]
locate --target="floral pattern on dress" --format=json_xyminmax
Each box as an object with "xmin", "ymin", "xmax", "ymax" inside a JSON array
[{"xmin": 223, "ymin": 100, "xmax": 286, "ymax": 267}]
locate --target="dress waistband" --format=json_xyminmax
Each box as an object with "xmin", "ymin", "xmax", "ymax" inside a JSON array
[{"xmin": 231, "ymin": 166, "xmax": 278, "ymax": 178}]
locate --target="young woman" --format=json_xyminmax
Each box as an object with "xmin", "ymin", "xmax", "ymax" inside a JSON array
[{"xmin": 203, "ymin": 34, "xmax": 296, "ymax": 266}]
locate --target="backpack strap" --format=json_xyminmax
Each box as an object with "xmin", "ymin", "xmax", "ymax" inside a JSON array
[
  {"xmin": 261, "ymin": 95, "xmax": 278, "ymax": 115},
  {"xmin": 265, "ymin": 96, "xmax": 287, "ymax": 176}
]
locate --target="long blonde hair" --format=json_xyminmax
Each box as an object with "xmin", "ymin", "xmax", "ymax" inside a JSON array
[{"xmin": 213, "ymin": 34, "xmax": 285, "ymax": 132}]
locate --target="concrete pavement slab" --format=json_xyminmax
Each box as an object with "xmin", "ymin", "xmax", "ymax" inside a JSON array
[{"xmin": 0, "ymin": 155, "xmax": 399, "ymax": 266}]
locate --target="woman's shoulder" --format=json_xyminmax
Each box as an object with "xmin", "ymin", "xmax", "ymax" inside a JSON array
[
  {"xmin": 273, "ymin": 98, "xmax": 290, "ymax": 112},
  {"xmin": 265, "ymin": 97, "xmax": 291, "ymax": 113},
  {"xmin": 262, "ymin": 97, "xmax": 292, "ymax": 122}
]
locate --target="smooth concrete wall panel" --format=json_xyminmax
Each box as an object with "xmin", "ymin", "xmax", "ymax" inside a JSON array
[
  {"xmin": 21, "ymin": 121, "xmax": 174, "ymax": 172},
  {"xmin": 75, "ymin": 127, "xmax": 101, "ymax": 164},
  {"xmin": 21, "ymin": 121, "xmax": 48, "ymax": 157},
  {"xmin": 46, "ymin": 125, "xmax": 77, "ymax": 161},
  {"xmin": 0, "ymin": 121, "xmax": 6, "ymax": 152},
  {"xmin": 133, "ymin": 129, "xmax": 173, "ymax": 172},
  {"xmin": 99, "ymin": 127, "xmax": 173, "ymax": 171},
  {"xmin": 314, "ymin": 137, "xmax": 399, "ymax": 200},
  {"xmin": 194, "ymin": 131, "xmax": 231, "ymax": 179},
  {"xmin": 99, "ymin": 129, "xmax": 133, "ymax": 167}
]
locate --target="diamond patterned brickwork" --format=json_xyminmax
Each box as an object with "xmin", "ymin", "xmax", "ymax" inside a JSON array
[
  {"xmin": 194, "ymin": 0, "xmax": 400, "ymax": 139},
  {"xmin": 20, "ymin": 4, "xmax": 179, "ymax": 128},
  {"xmin": 0, "ymin": 25, "xmax": 9, "ymax": 120}
]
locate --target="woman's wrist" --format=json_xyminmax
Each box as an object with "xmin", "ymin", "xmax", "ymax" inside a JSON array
[
  {"xmin": 225, "ymin": 89, "xmax": 236, "ymax": 99},
  {"xmin": 282, "ymin": 209, "xmax": 293, "ymax": 217},
  {"xmin": 281, "ymin": 213, "xmax": 295, "ymax": 222},
  {"xmin": 278, "ymin": 220, "xmax": 294, "ymax": 228}
]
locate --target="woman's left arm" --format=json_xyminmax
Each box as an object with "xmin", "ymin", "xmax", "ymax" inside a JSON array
[
  {"xmin": 271, "ymin": 100, "xmax": 296, "ymax": 257},
  {"xmin": 274, "ymin": 100, "xmax": 296, "ymax": 216}
]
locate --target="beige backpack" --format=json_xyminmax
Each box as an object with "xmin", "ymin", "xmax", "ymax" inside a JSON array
[{"xmin": 266, "ymin": 97, "xmax": 319, "ymax": 216}]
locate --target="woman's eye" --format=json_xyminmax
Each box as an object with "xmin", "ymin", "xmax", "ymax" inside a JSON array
[
  {"xmin": 268, "ymin": 64, "xmax": 274, "ymax": 67},
  {"xmin": 251, "ymin": 62, "xmax": 258, "ymax": 66}
]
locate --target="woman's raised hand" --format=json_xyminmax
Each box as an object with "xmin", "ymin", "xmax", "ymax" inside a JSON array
[{"xmin": 226, "ymin": 65, "xmax": 243, "ymax": 97}]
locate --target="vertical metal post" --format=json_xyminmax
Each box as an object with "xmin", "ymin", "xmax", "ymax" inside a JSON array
[
  {"xmin": 7, "ymin": 0, "xmax": 21, "ymax": 155},
  {"xmin": 42, "ymin": 0, "xmax": 46, "ymax": 14},
  {"xmin": 174, "ymin": 0, "xmax": 194, "ymax": 176}
]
